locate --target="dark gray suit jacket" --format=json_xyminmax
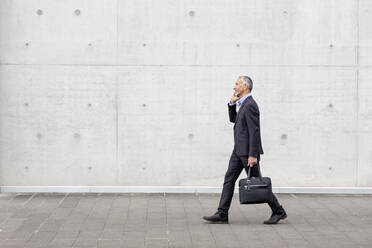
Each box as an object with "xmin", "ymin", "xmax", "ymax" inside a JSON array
[{"xmin": 228, "ymin": 95, "xmax": 264, "ymax": 157}]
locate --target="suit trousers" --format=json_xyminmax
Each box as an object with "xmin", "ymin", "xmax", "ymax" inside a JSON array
[{"xmin": 217, "ymin": 149, "xmax": 282, "ymax": 215}]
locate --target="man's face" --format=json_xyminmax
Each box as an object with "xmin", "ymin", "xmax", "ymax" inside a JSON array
[{"xmin": 233, "ymin": 77, "xmax": 246, "ymax": 97}]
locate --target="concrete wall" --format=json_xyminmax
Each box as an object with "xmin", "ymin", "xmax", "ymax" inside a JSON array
[{"xmin": 0, "ymin": 0, "xmax": 371, "ymax": 188}]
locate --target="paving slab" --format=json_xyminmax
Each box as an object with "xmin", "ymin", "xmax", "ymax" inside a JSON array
[{"xmin": 0, "ymin": 193, "xmax": 371, "ymax": 247}]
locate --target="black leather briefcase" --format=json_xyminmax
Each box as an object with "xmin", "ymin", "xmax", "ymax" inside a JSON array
[{"xmin": 239, "ymin": 164, "xmax": 273, "ymax": 204}]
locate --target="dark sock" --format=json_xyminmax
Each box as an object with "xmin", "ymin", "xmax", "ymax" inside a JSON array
[
  {"xmin": 275, "ymin": 206, "xmax": 285, "ymax": 215},
  {"xmin": 217, "ymin": 211, "xmax": 228, "ymax": 217}
]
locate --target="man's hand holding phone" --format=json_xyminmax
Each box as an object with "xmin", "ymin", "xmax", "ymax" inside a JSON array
[{"xmin": 230, "ymin": 92, "xmax": 241, "ymax": 104}]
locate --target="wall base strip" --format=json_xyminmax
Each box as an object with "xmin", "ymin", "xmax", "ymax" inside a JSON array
[{"xmin": 2, "ymin": 186, "xmax": 372, "ymax": 194}]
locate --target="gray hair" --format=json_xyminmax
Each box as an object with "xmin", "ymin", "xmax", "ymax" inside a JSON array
[{"xmin": 240, "ymin": 76, "xmax": 253, "ymax": 91}]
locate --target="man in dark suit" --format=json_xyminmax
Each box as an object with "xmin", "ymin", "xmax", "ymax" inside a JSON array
[{"xmin": 203, "ymin": 76, "xmax": 287, "ymax": 224}]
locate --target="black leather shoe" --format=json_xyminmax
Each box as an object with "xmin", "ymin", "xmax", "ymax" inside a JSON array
[
  {"xmin": 202, "ymin": 211, "xmax": 228, "ymax": 224},
  {"xmin": 263, "ymin": 210, "xmax": 287, "ymax": 224}
]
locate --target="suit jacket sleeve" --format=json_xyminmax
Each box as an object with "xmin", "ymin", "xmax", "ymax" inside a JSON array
[
  {"xmin": 244, "ymin": 103, "xmax": 260, "ymax": 157},
  {"xmin": 228, "ymin": 102, "xmax": 237, "ymax": 123}
]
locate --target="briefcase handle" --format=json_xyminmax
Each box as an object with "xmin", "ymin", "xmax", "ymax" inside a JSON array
[{"xmin": 245, "ymin": 164, "xmax": 264, "ymax": 181}]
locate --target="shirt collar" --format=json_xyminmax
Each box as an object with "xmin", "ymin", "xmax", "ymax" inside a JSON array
[{"xmin": 237, "ymin": 93, "xmax": 252, "ymax": 107}]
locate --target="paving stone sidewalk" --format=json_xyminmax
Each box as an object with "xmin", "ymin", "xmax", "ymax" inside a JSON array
[{"xmin": 0, "ymin": 193, "xmax": 371, "ymax": 248}]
